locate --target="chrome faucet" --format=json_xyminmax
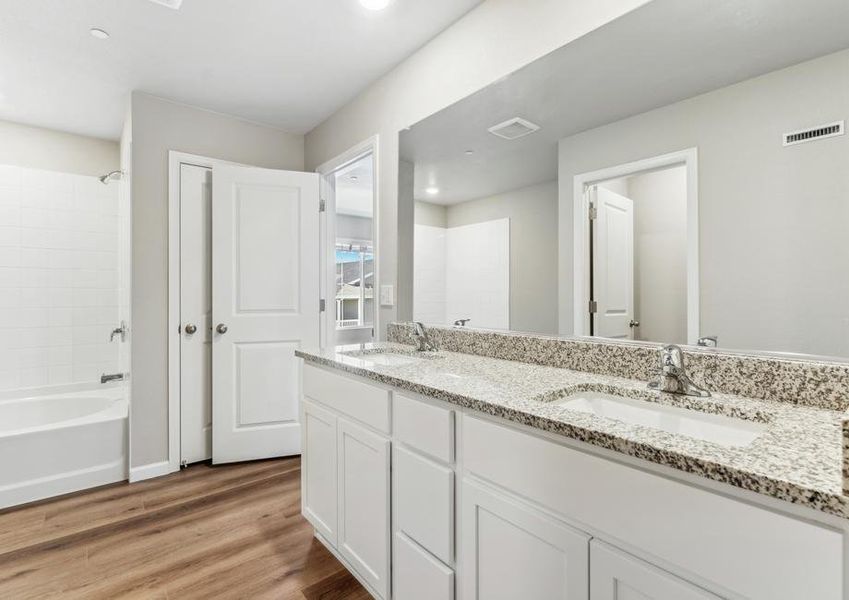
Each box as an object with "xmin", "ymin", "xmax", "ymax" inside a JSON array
[
  {"xmin": 648, "ymin": 344, "xmax": 710, "ymax": 397},
  {"xmin": 697, "ymin": 335, "xmax": 718, "ymax": 347},
  {"xmin": 101, "ymin": 372, "xmax": 125, "ymax": 384},
  {"xmin": 453, "ymin": 318, "xmax": 470, "ymax": 327},
  {"xmin": 110, "ymin": 321, "xmax": 128, "ymax": 342},
  {"xmin": 412, "ymin": 322, "xmax": 438, "ymax": 352}
]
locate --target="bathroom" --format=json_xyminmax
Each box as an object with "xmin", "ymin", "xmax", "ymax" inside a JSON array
[{"xmin": 1, "ymin": 0, "xmax": 849, "ymax": 598}]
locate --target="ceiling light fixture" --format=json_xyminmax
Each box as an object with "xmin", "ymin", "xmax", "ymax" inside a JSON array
[
  {"xmin": 464, "ymin": 150, "xmax": 474, "ymax": 155},
  {"xmin": 425, "ymin": 187, "xmax": 439, "ymax": 195},
  {"xmin": 350, "ymin": 175, "xmax": 359, "ymax": 181},
  {"xmin": 89, "ymin": 28, "xmax": 110, "ymax": 39},
  {"xmin": 359, "ymin": 0, "xmax": 392, "ymax": 10}
]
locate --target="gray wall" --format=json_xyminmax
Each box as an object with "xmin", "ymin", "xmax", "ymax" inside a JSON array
[
  {"xmin": 0, "ymin": 119, "xmax": 119, "ymax": 175},
  {"xmin": 304, "ymin": 0, "xmax": 649, "ymax": 335},
  {"xmin": 414, "ymin": 200, "xmax": 447, "ymax": 228},
  {"xmin": 558, "ymin": 49, "xmax": 849, "ymax": 357},
  {"xmin": 439, "ymin": 180, "xmax": 558, "ymax": 334},
  {"xmin": 130, "ymin": 92, "xmax": 304, "ymax": 468}
]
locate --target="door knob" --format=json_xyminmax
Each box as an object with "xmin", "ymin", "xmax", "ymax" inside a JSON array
[
  {"xmin": 629, "ymin": 320, "xmax": 640, "ymax": 328},
  {"xmin": 184, "ymin": 323, "xmax": 197, "ymax": 335},
  {"xmin": 216, "ymin": 323, "xmax": 228, "ymax": 334}
]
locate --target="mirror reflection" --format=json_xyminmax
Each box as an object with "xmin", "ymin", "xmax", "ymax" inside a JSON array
[{"xmin": 400, "ymin": 0, "xmax": 849, "ymax": 359}]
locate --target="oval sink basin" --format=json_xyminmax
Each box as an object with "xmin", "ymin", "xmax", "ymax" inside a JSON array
[
  {"xmin": 341, "ymin": 348, "xmax": 443, "ymax": 367},
  {"xmin": 557, "ymin": 392, "xmax": 765, "ymax": 447}
]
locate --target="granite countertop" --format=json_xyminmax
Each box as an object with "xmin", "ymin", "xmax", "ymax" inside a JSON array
[{"xmin": 296, "ymin": 342, "xmax": 849, "ymax": 520}]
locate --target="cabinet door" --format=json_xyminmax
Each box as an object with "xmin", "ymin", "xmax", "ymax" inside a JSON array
[
  {"xmin": 461, "ymin": 479, "xmax": 590, "ymax": 600},
  {"xmin": 301, "ymin": 400, "xmax": 338, "ymax": 544},
  {"xmin": 338, "ymin": 419, "xmax": 391, "ymax": 599},
  {"xmin": 590, "ymin": 541, "xmax": 720, "ymax": 600}
]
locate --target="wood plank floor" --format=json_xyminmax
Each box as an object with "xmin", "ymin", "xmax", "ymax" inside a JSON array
[{"xmin": 0, "ymin": 457, "xmax": 369, "ymax": 599}]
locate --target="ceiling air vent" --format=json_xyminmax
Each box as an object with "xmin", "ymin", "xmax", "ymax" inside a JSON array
[
  {"xmin": 146, "ymin": 0, "xmax": 184, "ymax": 9},
  {"xmin": 488, "ymin": 117, "xmax": 541, "ymax": 140},
  {"xmin": 783, "ymin": 120, "xmax": 844, "ymax": 146}
]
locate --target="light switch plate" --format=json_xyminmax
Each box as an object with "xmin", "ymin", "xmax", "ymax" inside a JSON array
[{"xmin": 380, "ymin": 284, "xmax": 394, "ymax": 307}]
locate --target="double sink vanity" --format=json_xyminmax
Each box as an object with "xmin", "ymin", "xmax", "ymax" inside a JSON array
[{"xmin": 297, "ymin": 323, "xmax": 849, "ymax": 600}]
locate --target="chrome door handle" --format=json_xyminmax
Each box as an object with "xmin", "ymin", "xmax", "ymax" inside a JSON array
[
  {"xmin": 216, "ymin": 323, "xmax": 228, "ymax": 334},
  {"xmin": 184, "ymin": 323, "xmax": 197, "ymax": 335},
  {"xmin": 629, "ymin": 320, "xmax": 640, "ymax": 328}
]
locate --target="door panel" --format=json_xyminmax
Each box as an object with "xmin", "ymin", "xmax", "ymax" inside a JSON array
[
  {"xmin": 462, "ymin": 479, "xmax": 590, "ymax": 600},
  {"xmin": 338, "ymin": 419, "xmax": 390, "ymax": 599},
  {"xmin": 590, "ymin": 541, "xmax": 720, "ymax": 600},
  {"xmin": 179, "ymin": 164, "xmax": 212, "ymax": 465},
  {"xmin": 302, "ymin": 400, "xmax": 338, "ymax": 544},
  {"xmin": 212, "ymin": 164, "xmax": 319, "ymax": 464},
  {"xmin": 593, "ymin": 187, "xmax": 634, "ymax": 340}
]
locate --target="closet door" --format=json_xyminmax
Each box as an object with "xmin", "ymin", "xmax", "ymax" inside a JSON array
[{"xmin": 211, "ymin": 164, "xmax": 319, "ymax": 464}]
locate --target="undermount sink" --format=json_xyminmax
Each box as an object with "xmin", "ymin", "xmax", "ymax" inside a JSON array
[
  {"xmin": 341, "ymin": 348, "xmax": 442, "ymax": 366},
  {"xmin": 555, "ymin": 391, "xmax": 766, "ymax": 448}
]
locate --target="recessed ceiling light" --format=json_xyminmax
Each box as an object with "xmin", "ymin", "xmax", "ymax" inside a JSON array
[
  {"xmin": 359, "ymin": 0, "xmax": 391, "ymax": 10},
  {"xmin": 350, "ymin": 175, "xmax": 359, "ymax": 181},
  {"xmin": 464, "ymin": 150, "xmax": 474, "ymax": 155},
  {"xmin": 425, "ymin": 187, "xmax": 439, "ymax": 195},
  {"xmin": 90, "ymin": 28, "xmax": 110, "ymax": 39}
]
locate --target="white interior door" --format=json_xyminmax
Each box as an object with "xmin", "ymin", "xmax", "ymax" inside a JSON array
[
  {"xmin": 593, "ymin": 186, "xmax": 634, "ymax": 340},
  {"xmin": 179, "ymin": 164, "xmax": 212, "ymax": 465},
  {"xmin": 212, "ymin": 164, "xmax": 319, "ymax": 464}
]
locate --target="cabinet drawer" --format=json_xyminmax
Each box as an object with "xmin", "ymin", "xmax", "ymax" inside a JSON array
[
  {"xmin": 394, "ymin": 445, "xmax": 454, "ymax": 564},
  {"xmin": 394, "ymin": 532, "xmax": 454, "ymax": 600},
  {"xmin": 303, "ymin": 364, "xmax": 391, "ymax": 433},
  {"xmin": 463, "ymin": 415, "xmax": 843, "ymax": 600},
  {"xmin": 394, "ymin": 392, "xmax": 454, "ymax": 462}
]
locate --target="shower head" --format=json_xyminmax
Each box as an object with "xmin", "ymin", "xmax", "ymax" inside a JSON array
[{"xmin": 99, "ymin": 170, "xmax": 124, "ymax": 185}]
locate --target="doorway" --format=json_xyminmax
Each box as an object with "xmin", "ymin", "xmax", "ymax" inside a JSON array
[
  {"xmin": 168, "ymin": 152, "xmax": 319, "ymax": 470},
  {"xmin": 573, "ymin": 149, "xmax": 699, "ymax": 344},
  {"xmin": 317, "ymin": 137, "xmax": 379, "ymax": 349}
]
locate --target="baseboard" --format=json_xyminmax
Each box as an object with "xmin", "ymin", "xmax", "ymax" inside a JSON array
[{"xmin": 129, "ymin": 460, "xmax": 173, "ymax": 483}]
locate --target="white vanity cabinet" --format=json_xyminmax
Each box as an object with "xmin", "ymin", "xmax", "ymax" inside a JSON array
[
  {"xmin": 589, "ymin": 541, "xmax": 720, "ymax": 600},
  {"xmin": 302, "ymin": 365, "xmax": 392, "ymax": 599},
  {"xmin": 301, "ymin": 362, "xmax": 845, "ymax": 600},
  {"xmin": 461, "ymin": 479, "xmax": 590, "ymax": 599}
]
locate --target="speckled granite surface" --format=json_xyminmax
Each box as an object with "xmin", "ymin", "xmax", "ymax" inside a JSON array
[
  {"xmin": 387, "ymin": 323, "xmax": 849, "ymax": 411},
  {"xmin": 296, "ymin": 342, "xmax": 849, "ymax": 519}
]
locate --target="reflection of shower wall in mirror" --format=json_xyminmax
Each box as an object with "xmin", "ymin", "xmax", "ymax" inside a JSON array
[{"xmin": 414, "ymin": 220, "xmax": 510, "ymax": 330}]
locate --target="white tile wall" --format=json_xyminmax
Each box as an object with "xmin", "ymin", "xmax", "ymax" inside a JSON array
[
  {"xmin": 413, "ymin": 224, "xmax": 448, "ymax": 325},
  {"xmin": 0, "ymin": 165, "xmax": 121, "ymax": 392}
]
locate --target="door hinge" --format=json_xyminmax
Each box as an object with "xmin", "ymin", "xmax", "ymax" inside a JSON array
[
  {"xmin": 319, "ymin": 198, "xmax": 326, "ymax": 212},
  {"xmin": 319, "ymin": 298, "xmax": 326, "ymax": 312},
  {"xmin": 588, "ymin": 300, "xmax": 598, "ymax": 313},
  {"xmin": 589, "ymin": 203, "xmax": 598, "ymax": 220}
]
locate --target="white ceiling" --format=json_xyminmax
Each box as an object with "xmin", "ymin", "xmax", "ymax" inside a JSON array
[
  {"xmin": 0, "ymin": 0, "xmax": 482, "ymax": 140},
  {"xmin": 401, "ymin": 0, "xmax": 849, "ymax": 205}
]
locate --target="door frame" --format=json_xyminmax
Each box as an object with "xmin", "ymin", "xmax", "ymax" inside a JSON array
[
  {"xmin": 166, "ymin": 151, "xmax": 248, "ymax": 475},
  {"xmin": 315, "ymin": 135, "xmax": 380, "ymax": 350},
  {"xmin": 572, "ymin": 148, "xmax": 699, "ymax": 343}
]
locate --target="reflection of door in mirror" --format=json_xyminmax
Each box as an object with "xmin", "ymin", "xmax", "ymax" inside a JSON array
[{"xmin": 590, "ymin": 166, "xmax": 688, "ymax": 345}]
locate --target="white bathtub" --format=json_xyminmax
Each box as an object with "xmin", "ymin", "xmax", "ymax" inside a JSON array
[{"xmin": 0, "ymin": 387, "xmax": 128, "ymax": 509}]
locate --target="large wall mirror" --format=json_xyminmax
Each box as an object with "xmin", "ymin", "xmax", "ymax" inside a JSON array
[{"xmin": 399, "ymin": 0, "xmax": 849, "ymax": 360}]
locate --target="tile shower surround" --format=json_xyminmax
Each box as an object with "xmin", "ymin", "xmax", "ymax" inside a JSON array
[{"xmin": 0, "ymin": 165, "xmax": 121, "ymax": 392}]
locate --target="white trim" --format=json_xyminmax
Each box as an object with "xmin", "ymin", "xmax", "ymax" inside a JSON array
[
  {"xmin": 316, "ymin": 136, "xmax": 380, "ymax": 349},
  {"xmin": 573, "ymin": 148, "xmax": 699, "ymax": 343},
  {"xmin": 167, "ymin": 151, "xmax": 249, "ymax": 476},
  {"xmin": 129, "ymin": 460, "xmax": 171, "ymax": 483}
]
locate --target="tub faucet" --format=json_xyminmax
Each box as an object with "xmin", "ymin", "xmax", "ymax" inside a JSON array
[
  {"xmin": 648, "ymin": 344, "xmax": 710, "ymax": 397},
  {"xmin": 412, "ymin": 322, "xmax": 438, "ymax": 352},
  {"xmin": 101, "ymin": 373, "xmax": 125, "ymax": 384}
]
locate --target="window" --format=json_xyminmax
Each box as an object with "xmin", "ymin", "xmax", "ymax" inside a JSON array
[{"xmin": 335, "ymin": 241, "xmax": 374, "ymax": 329}]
